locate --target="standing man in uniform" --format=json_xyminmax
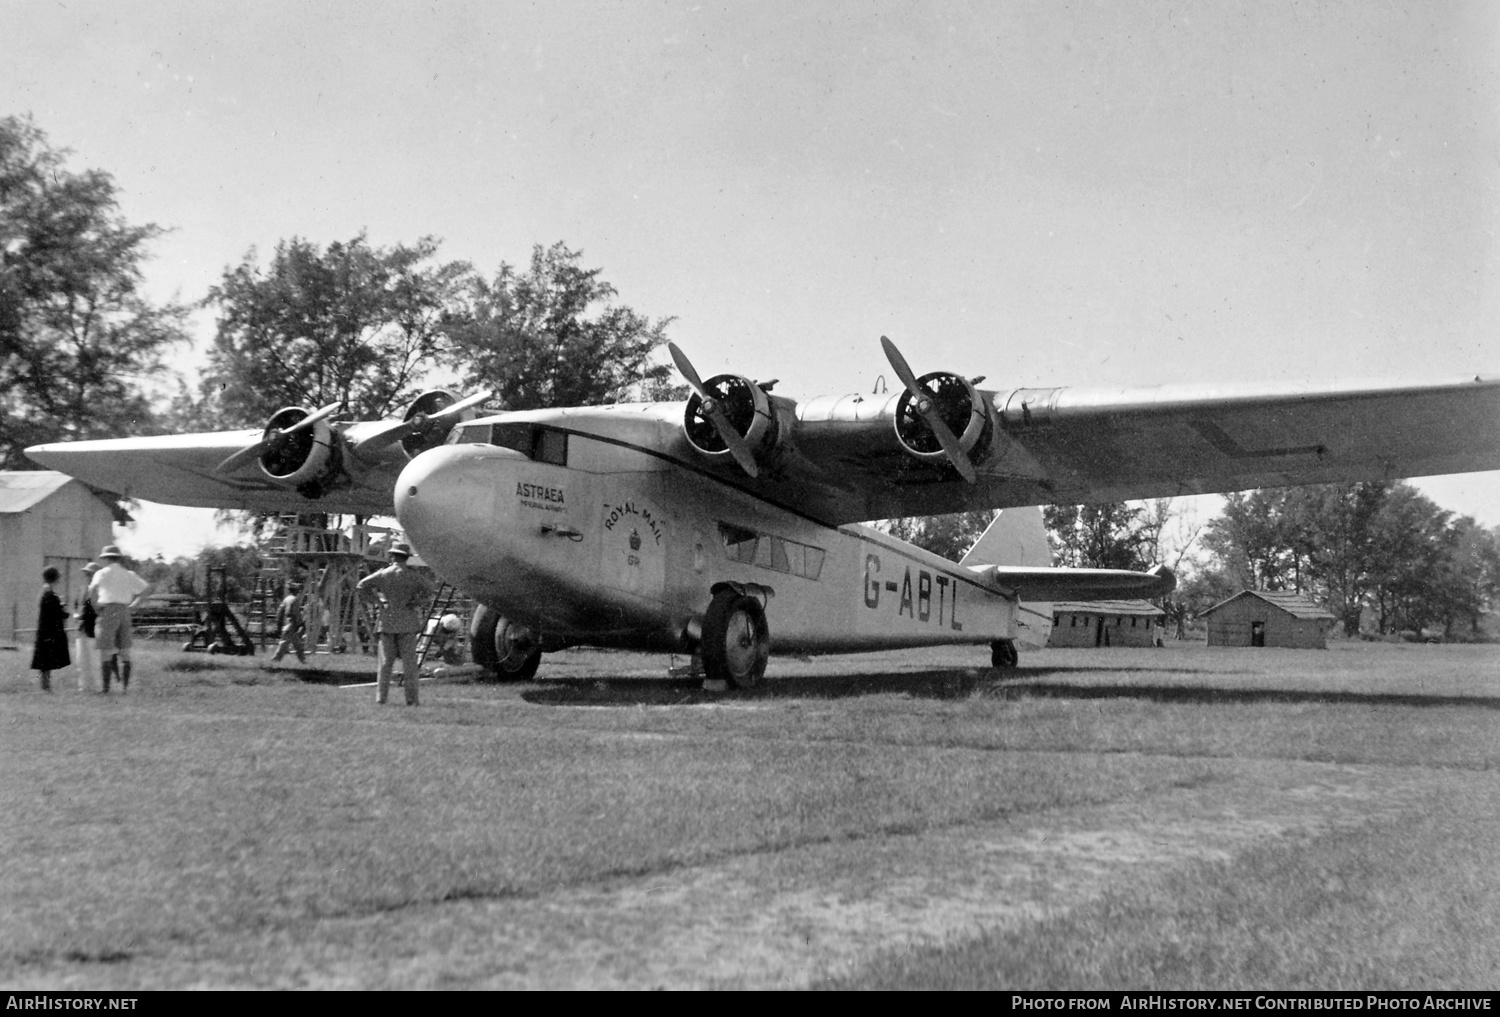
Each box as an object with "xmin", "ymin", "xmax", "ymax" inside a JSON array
[
  {"xmin": 356, "ymin": 542, "xmax": 432, "ymax": 706},
  {"xmin": 88, "ymin": 545, "xmax": 149, "ymax": 693},
  {"xmin": 270, "ymin": 583, "xmax": 307, "ymax": 664}
]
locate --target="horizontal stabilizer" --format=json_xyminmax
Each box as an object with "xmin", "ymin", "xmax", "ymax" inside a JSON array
[{"xmin": 968, "ymin": 563, "xmax": 1176, "ymax": 602}]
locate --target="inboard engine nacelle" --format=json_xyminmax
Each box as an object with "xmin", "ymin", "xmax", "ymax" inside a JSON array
[
  {"xmin": 891, "ymin": 370, "xmax": 996, "ymax": 471},
  {"xmin": 682, "ymin": 374, "xmax": 783, "ymax": 465}
]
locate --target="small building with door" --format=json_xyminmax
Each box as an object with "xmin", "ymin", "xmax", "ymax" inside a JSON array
[
  {"xmin": 1047, "ymin": 600, "xmax": 1166, "ymax": 648},
  {"xmin": 0, "ymin": 472, "xmax": 121, "ymax": 643},
  {"xmin": 1199, "ymin": 589, "xmax": 1335, "ymax": 649}
]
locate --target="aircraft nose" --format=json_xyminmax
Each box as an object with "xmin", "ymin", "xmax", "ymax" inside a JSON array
[{"xmin": 396, "ymin": 444, "xmax": 510, "ymax": 563}]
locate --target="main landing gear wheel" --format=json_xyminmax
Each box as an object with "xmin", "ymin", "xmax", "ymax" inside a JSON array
[
  {"xmin": 470, "ymin": 606, "xmax": 543, "ymax": 682},
  {"xmin": 991, "ymin": 639, "xmax": 1019, "ymax": 669},
  {"xmin": 701, "ymin": 591, "xmax": 771, "ymax": 689}
]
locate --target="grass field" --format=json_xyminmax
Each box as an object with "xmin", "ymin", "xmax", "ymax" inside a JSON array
[{"xmin": 0, "ymin": 638, "xmax": 1496, "ymax": 989}]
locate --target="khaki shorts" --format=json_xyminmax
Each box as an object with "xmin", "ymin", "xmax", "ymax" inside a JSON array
[{"xmin": 95, "ymin": 604, "xmax": 135, "ymax": 654}]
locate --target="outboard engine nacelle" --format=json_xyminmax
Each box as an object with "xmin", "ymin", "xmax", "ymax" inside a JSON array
[
  {"xmin": 400, "ymin": 389, "xmax": 482, "ymax": 459},
  {"xmin": 893, "ymin": 372, "xmax": 994, "ymax": 469},
  {"xmin": 259, "ymin": 406, "xmax": 338, "ymax": 492},
  {"xmin": 683, "ymin": 374, "xmax": 780, "ymax": 463}
]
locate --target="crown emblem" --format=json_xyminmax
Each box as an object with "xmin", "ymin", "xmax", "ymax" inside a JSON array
[{"xmin": 628, "ymin": 529, "xmax": 642, "ymax": 551}]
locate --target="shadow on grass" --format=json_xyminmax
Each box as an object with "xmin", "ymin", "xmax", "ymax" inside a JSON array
[
  {"xmin": 522, "ymin": 668, "xmax": 1500, "ymax": 711},
  {"xmin": 1008, "ymin": 680, "xmax": 1500, "ymax": 711},
  {"xmin": 525, "ymin": 669, "xmax": 1029, "ymax": 706}
]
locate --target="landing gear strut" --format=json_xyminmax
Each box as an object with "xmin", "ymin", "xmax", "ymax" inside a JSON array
[{"xmin": 701, "ymin": 590, "xmax": 771, "ymax": 688}]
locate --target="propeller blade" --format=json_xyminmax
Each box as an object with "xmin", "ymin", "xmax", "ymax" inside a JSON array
[
  {"xmin": 668, "ymin": 343, "xmax": 760, "ymax": 479},
  {"xmin": 353, "ymin": 390, "xmax": 494, "ymax": 456},
  {"xmin": 667, "ymin": 342, "xmax": 709, "ymax": 400},
  {"xmin": 431, "ymin": 388, "xmax": 493, "ymax": 420},
  {"xmin": 283, "ymin": 402, "xmax": 341, "ymax": 434},
  {"xmin": 351, "ymin": 418, "xmax": 413, "ymax": 457},
  {"xmin": 216, "ymin": 440, "xmax": 270, "ymax": 475},
  {"xmin": 879, "ymin": 336, "xmax": 978, "ymax": 483}
]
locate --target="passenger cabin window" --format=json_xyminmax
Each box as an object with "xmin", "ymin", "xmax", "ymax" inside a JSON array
[{"xmin": 717, "ymin": 523, "xmax": 825, "ymax": 580}]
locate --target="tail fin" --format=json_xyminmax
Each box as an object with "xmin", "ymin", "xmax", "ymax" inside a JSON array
[
  {"xmin": 962, "ymin": 508, "xmax": 1054, "ymax": 650},
  {"xmin": 961, "ymin": 507, "xmax": 1052, "ymax": 567}
]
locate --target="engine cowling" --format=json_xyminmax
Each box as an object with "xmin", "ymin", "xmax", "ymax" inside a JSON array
[
  {"xmin": 258, "ymin": 406, "xmax": 338, "ymax": 492},
  {"xmin": 400, "ymin": 389, "xmax": 482, "ymax": 459},
  {"xmin": 683, "ymin": 374, "xmax": 780, "ymax": 463},
  {"xmin": 892, "ymin": 372, "xmax": 994, "ymax": 470}
]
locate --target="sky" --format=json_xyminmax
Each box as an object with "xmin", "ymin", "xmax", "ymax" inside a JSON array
[{"xmin": 4, "ymin": 0, "xmax": 1498, "ymax": 557}]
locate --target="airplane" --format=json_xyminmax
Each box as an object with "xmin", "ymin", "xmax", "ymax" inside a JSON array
[{"xmin": 26, "ymin": 339, "xmax": 1500, "ymax": 688}]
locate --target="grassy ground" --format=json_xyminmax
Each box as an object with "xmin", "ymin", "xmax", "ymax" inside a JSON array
[{"xmin": 0, "ymin": 638, "xmax": 1495, "ymax": 988}]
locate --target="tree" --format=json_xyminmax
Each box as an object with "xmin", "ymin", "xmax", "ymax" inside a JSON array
[
  {"xmin": 0, "ymin": 115, "xmax": 190, "ymax": 467},
  {"xmin": 198, "ymin": 234, "xmax": 472, "ymax": 427},
  {"xmin": 882, "ymin": 509, "xmax": 998, "ymax": 561},
  {"xmin": 1043, "ymin": 502, "xmax": 1154, "ymax": 570},
  {"xmin": 447, "ymin": 242, "xmax": 674, "ymax": 410}
]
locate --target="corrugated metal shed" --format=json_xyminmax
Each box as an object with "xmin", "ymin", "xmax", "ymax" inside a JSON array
[
  {"xmin": 0, "ymin": 472, "xmax": 119, "ymax": 643},
  {"xmin": 1199, "ymin": 589, "xmax": 1334, "ymax": 648},
  {"xmin": 0, "ymin": 472, "xmax": 75, "ymax": 514}
]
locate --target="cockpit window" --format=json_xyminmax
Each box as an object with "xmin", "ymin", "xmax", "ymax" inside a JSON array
[
  {"xmin": 490, "ymin": 423, "xmax": 532, "ymax": 455},
  {"xmin": 460, "ymin": 422, "xmax": 567, "ymax": 466},
  {"xmin": 533, "ymin": 428, "xmax": 568, "ymax": 466}
]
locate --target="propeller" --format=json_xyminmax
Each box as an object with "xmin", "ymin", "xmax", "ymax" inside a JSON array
[
  {"xmin": 668, "ymin": 342, "xmax": 761, "ymax": 479},
  {"xmin": 352, "ymin": 389, "xmax": 494, "ymax": 457},
  {"xmin": 216, "ymin": 402, "xmax": 341, "ymax": 475},
  {"xmin": 879, "ymin": 336, "xmax": 978, "ymax": 483}
]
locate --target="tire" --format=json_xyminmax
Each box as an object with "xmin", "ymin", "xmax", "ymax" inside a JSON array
[
  {"xmin": 470, "ymin": 605, "xmax": 500, "ymax": 671},
  {"xmin": 701, "ymin": 591, "xmax": 770, "ymax": 689},
  {"xmin": 470, "ymin": 605, "xmax": 542, "ymax": 682},
  {"xmin": 991, "ymin": 639, "xmax": 1019, "ymax": 669}
]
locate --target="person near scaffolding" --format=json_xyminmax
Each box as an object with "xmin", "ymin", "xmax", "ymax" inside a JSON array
[
  {"xmin": 424, "ymin": 612, "xmax": 463, "ymax": 665},
  {"xmin": 89, "ymin": 544, "xmax": 149, "ymax": 693},
  {"xmin": 355, "ymin": 542, "xmax": 433, "ymax": 706},
  {"xmin": 270, "ymin": 584, "xmax": 307, "ymax": 664}
]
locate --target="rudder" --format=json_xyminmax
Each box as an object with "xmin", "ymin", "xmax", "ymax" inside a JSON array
[{"xmin": 962, "ymin": 508, "xmax": 1054, "ymax": 650}]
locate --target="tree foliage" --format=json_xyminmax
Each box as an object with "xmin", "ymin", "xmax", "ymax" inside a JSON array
[
  {"xmin": 1200, "ymin": 481, "xmax": 1500, "ymax": 638},
  {"xmin": 448, "ymin": 242, "xmax": 674, "ymax": 410},
  {"xmin": 1044, "ymin": 502, "xmax": 1157, "ymax": 571},
  {"xmin": 883, "ymin": 510, "xmax": 998, "ymax": 561},
  {"xmin": 198, "ymin": 234, "xmax": 472, "ymax": 427},
  {"xmin": 194, "ymin": 237, "xmax": 679, "ymax": 429},
  {"xmin": 0, "ymin": 115, "xmax": 189, "ymax": 467}
]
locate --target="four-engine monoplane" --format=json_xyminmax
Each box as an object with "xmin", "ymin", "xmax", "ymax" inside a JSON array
[{"xmin": 28, "ymin": 339, "xmax": 1500, "ymax": 686}]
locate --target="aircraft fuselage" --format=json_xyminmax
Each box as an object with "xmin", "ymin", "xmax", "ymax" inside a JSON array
[{"xmin": 395, "ymin": 407, "xmax": 1047, "ymax": 658}]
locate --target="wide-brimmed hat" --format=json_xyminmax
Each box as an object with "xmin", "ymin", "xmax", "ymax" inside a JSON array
[
  {"xmin": 389, "ymin": 542, "xmax": 413, "ymax": 559},
  {"xmin": 81, "ymin": 562, "xmax": 99, "ymax": 574},
  {"xmin": 99, "ymin": 545, "xmax": 125, "ymax": 560}
]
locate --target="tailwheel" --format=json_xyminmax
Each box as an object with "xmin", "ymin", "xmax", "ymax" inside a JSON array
[
  {"xmin": 701, "ymin": 590, "xmax": 771, "ymax": 689},
  {"xmin": 991, "ymin": 639, "xmax": 1019, "ymax": 670}
]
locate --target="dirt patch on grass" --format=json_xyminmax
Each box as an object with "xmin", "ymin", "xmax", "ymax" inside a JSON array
[{"xmin": 48, "ymin": 757, "xmax": 1475, "ymax": 990}]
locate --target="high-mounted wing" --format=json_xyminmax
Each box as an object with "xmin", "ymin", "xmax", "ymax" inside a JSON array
[
  {"xmin": 661, "ymin": 341, "xmax": 1500, "ymax": 524},
  {"xmin": 25, "ymin": 389, "xmax": 491, "ymax": 515}
]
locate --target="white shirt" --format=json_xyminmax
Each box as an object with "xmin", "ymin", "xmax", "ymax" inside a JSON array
[{"xmin": 90, "ymin": 563, "xmax": 149, "ymax": 606}]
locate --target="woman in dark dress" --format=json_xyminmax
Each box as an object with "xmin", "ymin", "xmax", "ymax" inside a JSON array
[{"xmin": 31, "ymin": 566, "xmax": 70, "ymax": 691}]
